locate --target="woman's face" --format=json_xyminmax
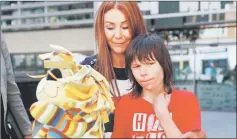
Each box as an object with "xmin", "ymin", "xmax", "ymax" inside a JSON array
[
  {"xmin": 131, "ymin": 55, "xmax": 164, "ymax": 91},
  {"xmin": 104, "ymin": 8, "xmax": 132, "ymax": 55}
]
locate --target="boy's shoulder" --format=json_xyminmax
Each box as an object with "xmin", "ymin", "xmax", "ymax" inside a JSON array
[
  {"xmin": 116, "ymin": 93, "xmax": 139, "ymax": 106},
  {"xmin": 121, "ymin": 93, "xmax": 134, "ymax": 100},
  {"xmin": 172, "ymin": 89, "xmax": 197, "ymax": 99},
  {"xmin": 171, "ymin": 89, "xmax": 199, "ymax": 107},
  {"xmin": 80, "ymin": 55, "xmax": 97, "ymax": 67}
]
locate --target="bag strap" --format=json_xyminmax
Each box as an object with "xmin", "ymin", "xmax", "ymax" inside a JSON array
[{"xmin": 6, "ymin": 107, "xmax": 24, "ymax": 138}]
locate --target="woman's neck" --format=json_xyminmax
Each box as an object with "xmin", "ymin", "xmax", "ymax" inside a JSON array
[
  {"xmin": 111, "ymin": 51, "xmax": 125, "ymax": 68},
  {"xmin": 142, "ymin": 84, "xmax": 166, "ymax": 103}
]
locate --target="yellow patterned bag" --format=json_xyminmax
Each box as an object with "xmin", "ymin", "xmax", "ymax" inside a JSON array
[{"xmin": 29, "ymin": 44, "xmax": 114, "ymax": 138}]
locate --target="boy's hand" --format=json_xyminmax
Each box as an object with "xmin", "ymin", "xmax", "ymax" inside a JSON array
[
  {"xmin": 153, "ymin": 93, "xmax": 171, "ymax": 117},
  {"xmin": 180, "ymin": 129, "xmax": 207, "ymax": 138}
]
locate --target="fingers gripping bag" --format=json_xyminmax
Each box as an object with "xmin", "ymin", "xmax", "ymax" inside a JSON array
[{"xmin": 28, "ymin": 44, "xmax": 115, "ymax": 138}]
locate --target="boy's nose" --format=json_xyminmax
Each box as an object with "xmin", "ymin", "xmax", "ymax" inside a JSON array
[
  {"xmin": 140, "ymin": 67, "xmax": 148, "ymax": 77},
  {"xmin": 141, "ymin": 73, "xmax": 148, "ymax": 77}
]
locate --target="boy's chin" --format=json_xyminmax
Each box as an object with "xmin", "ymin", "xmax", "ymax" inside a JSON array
[{"xmin": 141, "ymin": 85, "xmax": 154, "ymax": 91}]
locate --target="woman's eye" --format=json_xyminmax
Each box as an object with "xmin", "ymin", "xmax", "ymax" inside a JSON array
[
  {"xmin": 122, "ymin": 26, "xmax": 129, "ymax": 29},
  {"xmin": 107, "ymin": 27, "xmax": 114, "ymax": 30},
  {"xmin": 105, "ymin": 26, "xmax": 114, "ymax": 30}
]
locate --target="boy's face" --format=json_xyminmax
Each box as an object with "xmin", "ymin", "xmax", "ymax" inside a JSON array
[{"xmin": 131, "ymin": 54, "xmax": 164, "ymax": 91}]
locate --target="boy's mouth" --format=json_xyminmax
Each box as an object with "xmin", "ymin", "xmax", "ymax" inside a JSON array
[{"xmin": 140, "ymin": 78, "xmax": 154, "ymax": 83}]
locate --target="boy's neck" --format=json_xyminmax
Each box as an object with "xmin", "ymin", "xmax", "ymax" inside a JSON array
[{"xmin": 142, "ymin": 84, "xmax": 165, "ymax": 103}]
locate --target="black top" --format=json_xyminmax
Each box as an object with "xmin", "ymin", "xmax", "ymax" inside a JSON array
[
  {"xmin": 114, "ymin": 67, "xmax": 127, "ymax": 80},
  {"xmin": 80, "ymin": 55, "xmax": 128, "ymax": 80}
]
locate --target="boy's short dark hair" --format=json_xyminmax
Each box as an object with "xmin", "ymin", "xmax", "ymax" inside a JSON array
[{"xmin": 125, "ymin": 33, "xmax": 173, "ymax": 98}]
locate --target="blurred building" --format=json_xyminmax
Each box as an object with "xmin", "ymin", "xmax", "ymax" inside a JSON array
[
  {"xmin": 1, "ymin": 1, "xmax": 236, "ymax": 113},
  {"xmin": 1, "ymin": 1, "xmax": 95, "ymax": 81},
  {"xmin": 138, "ymin": 1, "xmax": 236, "ymax": 112}
]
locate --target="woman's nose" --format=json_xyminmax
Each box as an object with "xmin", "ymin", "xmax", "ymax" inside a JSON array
[{"xmin": 114, "ymin": 28, "xmax": 122, "ymax": 39}]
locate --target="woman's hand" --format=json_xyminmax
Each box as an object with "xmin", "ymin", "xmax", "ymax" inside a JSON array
[{"xmin": 153, "ymin": 93, "xmax": 171, "ymax": 118}]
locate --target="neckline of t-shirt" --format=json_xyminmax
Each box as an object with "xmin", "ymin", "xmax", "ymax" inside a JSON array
[
  {"xmin": 114, "ymin": 78, "xmax": 130, "ymax": 81},
  {"xmin": 140, "ymin": 93, "xmax": 174, "ymax": 105},
  {"xmin": 141, "ymin": 96, "xmax": 153, "ymax": 105},
  {"xmin": 138, "ymin": 95, "xmax": 174, "ymax": 114}
]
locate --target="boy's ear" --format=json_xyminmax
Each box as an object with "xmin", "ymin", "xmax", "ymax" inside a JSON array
[{"xmin": 47, "ymin": 69, "xmax": 62, "ymax": 81}]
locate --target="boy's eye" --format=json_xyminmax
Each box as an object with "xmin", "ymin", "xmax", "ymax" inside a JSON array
[{"xmin": 148, "ymin": 62, "xmax": 155, "ymax": 65}]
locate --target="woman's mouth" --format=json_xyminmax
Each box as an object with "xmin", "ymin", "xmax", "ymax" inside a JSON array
[{"xmin": 113, "ymin": 42, "xmax": 124, "ymax": 45}]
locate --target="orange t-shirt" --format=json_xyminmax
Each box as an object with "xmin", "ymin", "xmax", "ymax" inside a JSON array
[{"xmin": 111, "ymin": 89, "xmax": 201, "ymax": 138}]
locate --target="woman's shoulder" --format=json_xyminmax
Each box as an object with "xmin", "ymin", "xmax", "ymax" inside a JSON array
[{"xmin": 80, "ymin": 55, "xmax": 97, "ymax": 66}]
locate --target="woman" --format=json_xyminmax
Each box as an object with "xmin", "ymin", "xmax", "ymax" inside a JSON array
[
  {"xmin": 112, "ymin": 34, "xmax": 201, "ymax": 138},
  {"xmin": 81, "ymin": 2, "xmax": 146, "ymax": 98},
  {"xmin": 81, "ymin": 2, "xmax": 206, "ymax": 138}
]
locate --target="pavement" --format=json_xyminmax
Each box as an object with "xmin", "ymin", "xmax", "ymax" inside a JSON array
[
  {"xmin": 201, "ymin": 111, "xmax": 236, "ymax": 138},
  {"xmin": 33, "ymin": 111, "xmax": 236, "ymax": 138}
]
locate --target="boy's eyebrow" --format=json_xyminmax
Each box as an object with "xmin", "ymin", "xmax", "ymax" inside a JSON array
[{"xmin": 140, "ymin": 58, "xmax": 155, "ymax": 64}]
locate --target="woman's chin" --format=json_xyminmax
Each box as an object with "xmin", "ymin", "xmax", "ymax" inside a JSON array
[{"xmin": 111, "ymin": 47, "xmax": 127, "ymax": 54}]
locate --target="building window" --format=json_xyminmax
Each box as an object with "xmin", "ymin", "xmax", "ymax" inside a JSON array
[
  {"xmin": 199, "ymin": 28, "xmax": 227, "ymax": 38},
  {"xmin": 11, "ymin": 53, "xmax": 45, "ymax": 75},
  {"xmin": 12, "ymin": 54, "xmax": 26, "ymax": 72},
  {"xmin": 202, "ymin": 59, "xmax": 228, "ymax": 81},
  {"xmin": 179, "ymin": 2, "xmax": 198, "ymax": 12},
  {"xmin": 172, "ymin": 61, "xmax": 191, "ymax": 80}
]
